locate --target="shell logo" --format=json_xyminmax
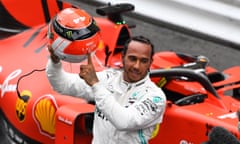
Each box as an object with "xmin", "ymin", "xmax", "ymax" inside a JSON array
[{"xmin": 33, "ymin": 95, "xmax": 58, "ymax": 138}]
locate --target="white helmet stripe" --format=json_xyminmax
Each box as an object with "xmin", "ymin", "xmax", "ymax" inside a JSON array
[{"xmin": 51, "ymin": 37, "xmax": 71, "ymax": 51}]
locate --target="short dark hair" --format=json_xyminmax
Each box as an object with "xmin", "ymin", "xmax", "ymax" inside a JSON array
[{"xmin": 122, "ymin": 35, "xmax": 155, "ymax": 58}]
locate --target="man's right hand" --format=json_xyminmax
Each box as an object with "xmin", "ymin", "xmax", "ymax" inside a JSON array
[{"xmin": 48, "ymin": 45, "xmax": 60, "ymax": 64}]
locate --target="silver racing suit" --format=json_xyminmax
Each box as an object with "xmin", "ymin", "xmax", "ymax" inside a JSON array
[{"xmin": 46, "ymin": 59, "xmax": 166, "ymax": 144}]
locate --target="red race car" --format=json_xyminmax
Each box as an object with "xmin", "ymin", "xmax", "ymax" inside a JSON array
[{"xmin": 1, "ymin": 0, "xmax": 240, "ymax": 143}]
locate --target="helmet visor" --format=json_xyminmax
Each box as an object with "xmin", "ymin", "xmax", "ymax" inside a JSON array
[{"xmin": 53, "ymin": 17, "xmax": 100, "ymax": 41}]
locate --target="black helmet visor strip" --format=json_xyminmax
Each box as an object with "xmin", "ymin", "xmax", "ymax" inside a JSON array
[{"xmin": 53, "ymin": 16, "xmax": 100, "ymax": 41}]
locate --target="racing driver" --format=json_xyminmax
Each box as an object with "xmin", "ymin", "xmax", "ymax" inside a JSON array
[{"xmin": 46, "ymin": 35, "xmax": 167, "ymax": 144}]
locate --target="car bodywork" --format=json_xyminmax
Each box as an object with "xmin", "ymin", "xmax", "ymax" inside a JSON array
[{"xmin": 1, "ymin": 0, "xmax": 240, "ymax": 143}]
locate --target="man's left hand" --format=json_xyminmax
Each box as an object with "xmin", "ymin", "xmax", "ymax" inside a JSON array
[{"xmin": 79, "ymin": 52, "xmax": 99, "ymax": 86}]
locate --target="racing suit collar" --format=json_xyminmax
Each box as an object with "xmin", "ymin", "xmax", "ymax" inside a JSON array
[{"xmin": 121, "ymin": 72, "xmax": 149, "ymax": 89}]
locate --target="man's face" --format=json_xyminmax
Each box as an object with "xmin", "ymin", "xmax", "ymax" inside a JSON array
[{"xmin": 122, "ymin": 40, "xmax": 152, "ymax": 83}]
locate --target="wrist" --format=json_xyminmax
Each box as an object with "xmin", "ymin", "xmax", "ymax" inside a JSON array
[
  {"xmin": 90, "ymin": 80, "xmax": 99, "ymax": 87},
  {"xmin": 51, "ymin": 57, "xmax": 60, "ymax": 64},
  {"xmin": 91, "ymin": 81, "xmax": 101, "ymax": 90}
]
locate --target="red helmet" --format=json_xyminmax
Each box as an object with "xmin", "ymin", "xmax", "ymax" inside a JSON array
[{"xmin": 48, "ymin": 7, "xmax": 101, "ymax": 63}]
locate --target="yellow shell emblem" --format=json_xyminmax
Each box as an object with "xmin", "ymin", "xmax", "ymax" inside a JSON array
[{"xmin": 34, "ymin": 95, "xmax": 57, "ymax": 137}]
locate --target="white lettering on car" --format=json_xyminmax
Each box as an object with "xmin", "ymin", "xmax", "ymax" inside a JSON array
[
  {"xmin": 217, "ymin": 112, "xmax": 237, "ymax": 119},
  {"xmin": 0, "ymin": 68, "xmax": 21, "ymax": 97}
]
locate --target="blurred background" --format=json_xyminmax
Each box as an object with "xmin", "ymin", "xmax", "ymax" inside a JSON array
[{"xmin": 72, "ymin": 0, "xmax": 240, "ymax": 71}]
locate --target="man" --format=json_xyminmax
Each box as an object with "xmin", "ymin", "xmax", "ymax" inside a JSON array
[{"xmin": 46, "ymin": 35, "xmax": 166, "ymax": 144}]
